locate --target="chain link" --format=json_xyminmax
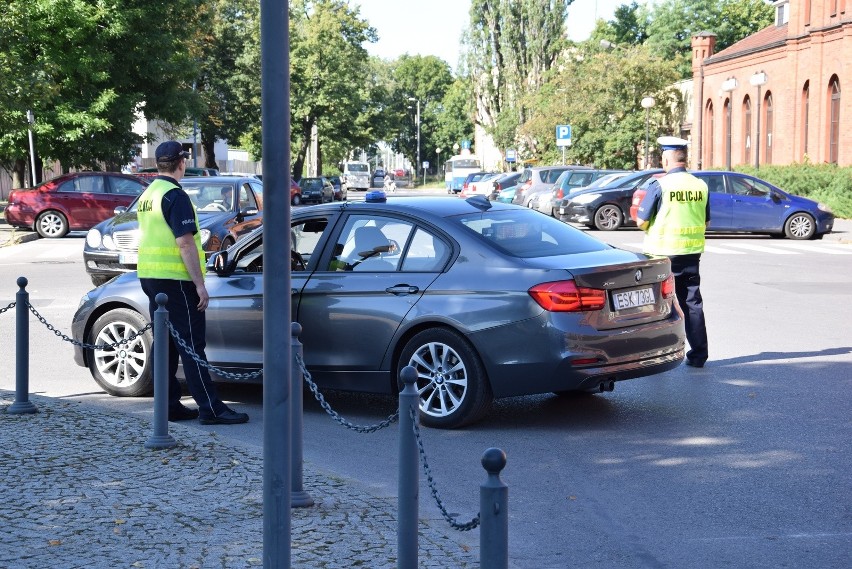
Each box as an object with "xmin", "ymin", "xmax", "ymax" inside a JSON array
[
  {"xmin": 26, "ymin": 302, "xmax": 153, "ymax": 350},
  {"xmin": 297, "ymin": 353, "xmax": 399, "ymax": 433},
  {"xmin": 165, "ymin": 320, "xmax": 264, "ymax": 381},
  {"xmin": 0, "ymin": 301, "xmax": 16, "ymax": 315},
  {"xmin": 410, "ymin": 407, "xmax": 480, "ymax": 531}
]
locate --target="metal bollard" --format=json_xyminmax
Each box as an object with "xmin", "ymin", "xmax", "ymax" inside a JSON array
[
  {"xmin": 480, "ymin": 448, "xmax": 508, "ymax": 569},
  {"xmin": 290, "ymin": 322, "xmax": 313, "ymax": 507},
  {"xmin": 397, "ymin": 365, "xmax": 419, "ymax": 569},
  {"xmin": 145, "ymin": 293, "xmax": 177, "ymax": 449},
  {"xmin": 9, "ymin": 277, "xmax": 37, "ymax": 414}
]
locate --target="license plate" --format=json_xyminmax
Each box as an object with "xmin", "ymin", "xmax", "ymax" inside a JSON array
[
  {"xmin": 612, "ymin": 287, "xmax": 655, "ymax": 310},
  {"xmin": 119, "ymin": 253, "xmax": 138, "ymax": 265}
]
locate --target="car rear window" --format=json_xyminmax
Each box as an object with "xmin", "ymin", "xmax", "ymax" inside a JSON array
[{"xmin": 451, "ymin": 208, "xmax": 609, "ymax": 258}]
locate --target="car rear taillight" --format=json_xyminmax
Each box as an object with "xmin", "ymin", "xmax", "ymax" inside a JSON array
[
  {"xmin": 529, "ymin": 280, "xmax": 606, "ymax": 312},
  {"xmin": 555, "ymin": 187, "xmax": 564, "ymax": 199},
  {"xmin": 661, "ymin": 274, "xmax": 675, "ymax": 299}
]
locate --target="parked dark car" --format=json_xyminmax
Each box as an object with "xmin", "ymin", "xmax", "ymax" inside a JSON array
[
  {"xmin": 72, "ymin": 196, "xmax": 685, "ymax": 429},
  {"xmin": 4, "ymin": 172, "xmax": 149, "ymax": 238},
  {"xmin": 557, "ymin": 170, "xmax": 664, "ymax": 230},
  {"xmin": 298, "ymin": 177, "xmax": 334, "ymax": 204},
  {"xmin": 326, "ymin": 175, "xmax": 346, "ymax": 201},
  {"xmin": 82, "ymin": 176, "xmax": 264, "ymax": 285}
]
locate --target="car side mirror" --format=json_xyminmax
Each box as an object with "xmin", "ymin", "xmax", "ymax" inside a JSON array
[
  {"xmin": 210, "ymin": 250, "xmax": 233, "ymax": 276},
  {"xmin": 114, "ymin": 206, "xmax": 127, "ymax": 215}
]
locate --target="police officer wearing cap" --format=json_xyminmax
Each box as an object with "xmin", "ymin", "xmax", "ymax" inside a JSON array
[
  {"xmin": 635, "ymin": 136, "xmax": 710, "ymax": 368},
  {"xmin": 136, "ymin": 141, "xmax": 249, "ymax": 424}
]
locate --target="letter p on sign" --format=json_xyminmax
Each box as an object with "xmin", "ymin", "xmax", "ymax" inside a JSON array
[{"xmin": 556, "ymin": 125, "xmax": 572, "ymax": 147}]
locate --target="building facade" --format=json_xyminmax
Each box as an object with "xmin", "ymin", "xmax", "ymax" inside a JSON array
[{"xmin": 691, "ymin": 0, "xmax": 850, "ymax": 169}]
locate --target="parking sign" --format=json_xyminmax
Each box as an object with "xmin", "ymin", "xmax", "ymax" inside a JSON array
[{"xmin": 556, "ymin": 125, "xmax": 572, "ymax": 147}]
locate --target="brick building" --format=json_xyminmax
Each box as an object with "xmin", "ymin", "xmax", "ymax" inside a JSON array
[{"xmin": 691, "ymin": 0, "xmax": 850, "ymax": 169}]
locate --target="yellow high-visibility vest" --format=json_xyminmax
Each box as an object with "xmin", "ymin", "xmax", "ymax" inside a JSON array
[
  {"xmin": 643, "ymin": 172, "xmax": 708, "ymax": 256},
  {"xmin": 137, "ymin": 180, "xmax": 204, "ymax": 280}
]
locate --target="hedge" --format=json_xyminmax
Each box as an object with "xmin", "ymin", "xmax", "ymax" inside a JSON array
[{"xmin": 731, "ymin": 163, "xmax": 852, "ymax": 219}]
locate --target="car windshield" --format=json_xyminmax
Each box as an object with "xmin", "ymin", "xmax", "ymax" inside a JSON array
[
  {"xmin": 450, "ymin": 208, "xmax": 609, "ymax": 258},
  {"xmin": 346, "ymin": 164, "xmax": 369, "ymax": 173}
]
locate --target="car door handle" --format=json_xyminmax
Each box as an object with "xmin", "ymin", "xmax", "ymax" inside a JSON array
[{"xmin": 386, "ymin": 285, "xmax": 419, "ymax": 295}]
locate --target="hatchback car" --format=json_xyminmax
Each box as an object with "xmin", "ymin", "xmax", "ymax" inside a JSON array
[
  {"xmin": 72, "ymin": 196, "xmax": 685, "ymax": 429},
  {"xmin": 83, "ymin": 176, "xmax": 264, "ymax": 285},
  {"xmin": 460, "ymin": 172, "xmax": 501, "ymax": 197},
  {"xmin": 4, "ymin": 172, "xmax": 149, "ymax": 238},
  {"xmin": 298, "ymin": 177, "xmax": 334, "ymax": 204},
  {"xmin": 534, "ymin": 169, "xmax": 630, "ymax": 217},
  {"xmin": 290, "ymin": 179, "xmax": 302, "ymax": 206},
  {"xmin": 326, "ymin": 175, "xmax": 346, "ymax": 201},
  {"xmin": 557, "ymin": 170, "xmax": 664, "ymax": 230}
]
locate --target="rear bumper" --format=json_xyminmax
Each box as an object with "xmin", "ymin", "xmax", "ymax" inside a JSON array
[{"xmin": 3, "ymin": 204, "xmax": 34, "ymax": 229}]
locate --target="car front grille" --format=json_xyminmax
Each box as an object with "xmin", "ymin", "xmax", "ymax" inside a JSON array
[{"xmin": 113, "ymin": 230, "xmax": 140, "ymax": 251}]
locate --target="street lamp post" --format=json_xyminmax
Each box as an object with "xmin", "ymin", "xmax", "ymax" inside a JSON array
[
  {"xmin": 436, "ymin": 147, "xmax": 441, "ymax": 180},
  {"xmin": 640, "ymin": 97, "xmax": 655, "ymax": 169},
  {"xmin": 721, "ymin": 77, "xmax": 738, "ymax": 170},
  {"xmin": 26, "ymin": 110, "xmax": 37, "ymax": 187},
  {"xmin": 408, "ymin": 97, "xmax": 420, "ymax": 187},
  {"xmin": 750, "ymin": 71, "xmax": 768, "ymax": 170}
]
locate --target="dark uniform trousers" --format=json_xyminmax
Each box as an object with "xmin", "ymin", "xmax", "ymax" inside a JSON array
[
  {"xmin": 668, "ymin": 253, "xmax": 708, "ymax": 366},
  {"xmin": 140, "ymin": 278, "xmax": 229, "ymax": 417}
]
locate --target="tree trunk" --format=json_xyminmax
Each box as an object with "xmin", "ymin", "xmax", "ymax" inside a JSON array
[
  {"xmin": 201, "ymin": 131, "xmax": 218, "ymax": 170},
  {"xmin": 291, "ymin": 116, "xmax": 315, "ymax": 181},
  {"xmin": 12, "ymin": 159, "xmax": 26, "ymax": 189}
]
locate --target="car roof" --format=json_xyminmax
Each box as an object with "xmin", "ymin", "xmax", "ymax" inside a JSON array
[
  {"xmin": 296, "ymin": 196, "xmax": 517, "ymax": 219},
  {"xmin": 182, "ymin": 175, "xmax": 259, "ymax": 184}
]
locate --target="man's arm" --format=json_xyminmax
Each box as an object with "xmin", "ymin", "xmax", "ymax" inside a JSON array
[
  {"xmin": 635, "ymin": 182, "xmax": 662, "ymax": 232},
  {"xmin": 176, "ymin": 233, "xmax": 209, "ymax": 311}
]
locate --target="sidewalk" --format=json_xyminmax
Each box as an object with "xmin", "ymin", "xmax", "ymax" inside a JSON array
[{"xmin": 0, "ymin": 391, "xmax": 480, "ymax": 568}]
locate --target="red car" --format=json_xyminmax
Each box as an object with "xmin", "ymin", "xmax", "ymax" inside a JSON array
[
  {"xmin": 4, "ymin": 172, "xmax": 149, "ymax": 238},
  {"xmin": 291, "ymin": 179, "xmax": 302, "ymax": 205}
]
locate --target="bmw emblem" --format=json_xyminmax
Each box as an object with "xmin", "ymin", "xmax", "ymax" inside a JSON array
[{"xmin": 634, "ymin": 269, "xmax": 643, "ymax": 282}]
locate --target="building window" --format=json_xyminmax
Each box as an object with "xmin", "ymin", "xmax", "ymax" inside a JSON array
[
  {"xmin": 724, "ymin": 98, "xmax": 732, "ymax": 168},
  {"xmin": 705, "ymin": 100, "xmax": 714, "ymax": 167},
  {"xmin": 805, "ymin": 0, "xmax": 812, "ymax": 25},
  {"xmin": 829, "ymin": 77, "xmax": 841, "ymax": 164},
  {"xmin": 765, "ymin": 92, "xmax": 773, "ymax": 165},
  {"xmin": 743, "ymin": 96, "xmax": 752, "ymax": 164},
  {"xmin": 801, "ymin": 82, "xmax": 810, "ymax": 158},
  {"xmin": 831, "ymin": 0, "xmax": 838, "ymax": 16}
]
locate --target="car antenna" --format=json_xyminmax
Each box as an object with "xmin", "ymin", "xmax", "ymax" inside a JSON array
[{"xmin": 465, "ymin": 195, "xmax": 492, "ymax": 211}]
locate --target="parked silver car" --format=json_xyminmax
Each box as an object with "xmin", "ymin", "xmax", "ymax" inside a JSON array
[
  {"xmin": 72, "ymin": 197, "xmax": 685, "ymax": 429},
  {"xmin": 512, "ymin": 165, "xmax": 593, "ymax": 208}
]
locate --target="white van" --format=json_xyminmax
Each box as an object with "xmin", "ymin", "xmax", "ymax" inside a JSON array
[{"xmin": 341, "ymin": 161, "xmax": 371, "ymax": 191}]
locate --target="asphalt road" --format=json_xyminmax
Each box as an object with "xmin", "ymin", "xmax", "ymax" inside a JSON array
[{"xmin": 1, "ymin": 201, "xmax": 850, "ymax": 568}]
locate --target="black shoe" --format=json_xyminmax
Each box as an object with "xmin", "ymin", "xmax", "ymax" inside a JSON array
[
  {"xmin": 199, "ymin": 408, "xmax": 249, "ymax": 425},
  {"xmin": 685, "ymin": 359, "xmax": 705, "ymax": 368},
  {"xmin": 168, "ymin": 404, "xmax": 200, "ymax": 422}
]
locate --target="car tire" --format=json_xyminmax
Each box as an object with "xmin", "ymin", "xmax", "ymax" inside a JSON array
[
  {"xmin": 35, "ymin": 210, "xmax": 69, "ymax": 238},
  {"xmin": 87, "ymin": 308, "xmax": 153, "ymax": 397},
  {"xmin": 593, "ymin": 204, "xmax": 623, "ymax": 231},
  {"xmin": 398, "ymin": 328, "xmax": 492, "ymax": 429},
  {"xmin": 784, "ymin": 212, "xmax": 816, "ymax": 240}
]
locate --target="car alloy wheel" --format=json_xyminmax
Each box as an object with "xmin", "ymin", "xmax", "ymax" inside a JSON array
[
  {"xmin": 594, "ymin": 204, "xmax": 623, "ymax": 231},
  {"xmin": 88, "ymin": 308, "xmax": 153, "ymax": 397},
  {"xmin": 35, "ymin": 210, "xmax": 69, "ymax": 238},
  {"xmin": 784, "ymin": 212, "xmax": 816, "ymax": 240},
  {"xmin": 399, "ymin": 328, "xmax": 492, "ymax": 429}
]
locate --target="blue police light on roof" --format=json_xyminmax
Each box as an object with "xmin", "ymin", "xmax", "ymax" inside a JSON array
[{"xmin": 365, "ymin": 190, "xmax": 387, "ymax": 203}]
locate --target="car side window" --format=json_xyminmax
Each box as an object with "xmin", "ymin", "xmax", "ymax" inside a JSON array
[
  {"xmin": 59, "ymin": 176, "xmax": 106, "ymax": 193},
  {"xmin": 328, "ymin": 215, "xmax": 414, "ymax": 272},
  {"xmin": 110, "ymin": 177, "xmax": 146, "ymax": 195},
  {"xmin": 701, "ymin": 176, "xmax": 725, "ymax": 194},
  {"xmin": 291, "ymin": 218, "xmax": 329, "ymax": 271},
  {"xmin": 239, "ymin": 184, "xmax": 257, "ymax": 210},
  {"xmin": 729, "ymin": 177, "xmax": 766, "ymax": 197},
  {"xmin": 400, "ymin": 228, "xmax": 451, "ymax": 272}
]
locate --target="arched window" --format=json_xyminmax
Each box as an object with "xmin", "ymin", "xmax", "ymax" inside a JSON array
[
  {"xmin": 764, "ymin": 92, "xmax": 774, "ymax": 165},
  {"xmin": 743, "ymin": 96, "xmax": 752, "ymax": 164},
  {"xmin": 724, "ymin": 98, "xmax": 732, "ymax": 169},
  {"xmin": 829, "ymin": 77, "xmax": 840, "ymax": 164},
  {"xmin": 801, "ymin": 82, "xmax": 810, "ymax": 158},
  {"xmin": 705, "ymin": 100, "xmax": 714, "ymax": 167}
]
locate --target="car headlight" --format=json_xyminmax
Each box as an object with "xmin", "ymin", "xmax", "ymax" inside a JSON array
[
  {"xmin": 571, "ymin": 193, "xmax": 601, "ymax": 204},
  {"xmin": 85, "ymin": 229, "xmax": 102, "ymax": 248},
  {"xmin": 199, "ymin": 228, "xmax": 211, "ymax": 246},
  {"xmin": 818, "ymin": 203, "xmax": 833, "ymax": 213},
  {"xmin": 102, "ymin": 234, "xmax": 115, "ymax": 249}
]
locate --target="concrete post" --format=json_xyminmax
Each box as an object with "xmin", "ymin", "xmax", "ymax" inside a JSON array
[
  {"xmin": 9, "ymin": 277, "xmax": 37, "ymax": 414},
  {"xmin": 145, "ymin": 293, "xmax": 176, "ymax": 449},
  {"xmin": 397, "ymin": 366, "xmax": 419, "ymax": 569}
]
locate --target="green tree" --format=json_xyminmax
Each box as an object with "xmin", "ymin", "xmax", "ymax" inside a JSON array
[
  {"xmin": 464, "ymin": 0, "xmax": 573, "ymax": 154},
  {"xmin": 589, "ymin": 1, "xmax": 650, "ymax": 47},
  {"xmin": 0, "ymin": 0, "xmax": 199, "ymax": 184}
]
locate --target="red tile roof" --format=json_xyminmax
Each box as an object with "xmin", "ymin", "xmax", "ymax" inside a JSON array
[{"xmin": 709, "ymin": 23, "xmax": 788, "ymax": 61}]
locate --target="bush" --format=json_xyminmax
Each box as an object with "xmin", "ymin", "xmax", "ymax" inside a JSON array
[{"xmin": 732, "ymin": 163, "xmax": 852, "ymax": 219}]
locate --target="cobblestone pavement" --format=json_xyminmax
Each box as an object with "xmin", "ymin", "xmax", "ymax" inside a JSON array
[{"xmin": 0, "ymin": 392, "xmax": 480, "ymax": 568}]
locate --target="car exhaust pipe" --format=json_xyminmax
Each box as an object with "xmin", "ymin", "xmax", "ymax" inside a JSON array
[{"xmin": 599, "ymin": 380, "xmax": 616, "ymax": 393}]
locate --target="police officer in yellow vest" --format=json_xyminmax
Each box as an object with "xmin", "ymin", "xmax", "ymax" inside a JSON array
[
  {"xmin": 137, "ymin": 141, "xmax": 249, "ymax": 424},
  {"xmin": 635, "ymin": 136, "xmax": 709, "ymax": 368}
]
